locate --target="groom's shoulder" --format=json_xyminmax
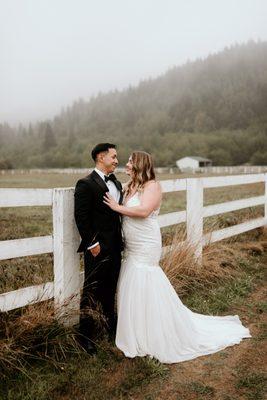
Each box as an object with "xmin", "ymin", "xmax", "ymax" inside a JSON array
[{"xmin": 74, "ymin": 173, "xmax": 94, "ymax": 191}]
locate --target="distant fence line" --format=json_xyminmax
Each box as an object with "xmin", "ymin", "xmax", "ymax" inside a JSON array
[
  {"xmin": 0, "ymin": 167, "xmax": 176, "ymax": 175},
  {"xmin": 0, "ymin": 173, "xmax": 266, "ymax": 326},
  {"xmin": 1, "ymin": 166, "xmax": 267, "ymax": 175},
  {"xmin": 198, "ymin": 166, "xmax": 267, "ymax": 174}
]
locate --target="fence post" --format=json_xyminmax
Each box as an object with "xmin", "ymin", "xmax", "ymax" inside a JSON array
[
  {"xmin": 53, "ymin": 188, "xmax": 81, "ymax": 327},
  {"xmin": 186, "ymin": 178, "xmax": 203, "ymax": 264}
]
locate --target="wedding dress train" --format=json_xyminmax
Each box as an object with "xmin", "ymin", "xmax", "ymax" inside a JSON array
[{"xmin": 115, "ymin": 192, "xmax": 251, "ymax": 364}]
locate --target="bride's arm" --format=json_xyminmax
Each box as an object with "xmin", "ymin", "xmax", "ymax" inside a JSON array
[{"xmin": 103, "ymin": 181, "xmax": 162, "ymax": 218}]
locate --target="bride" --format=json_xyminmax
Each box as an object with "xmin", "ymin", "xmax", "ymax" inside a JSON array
[{"xmin": 103, "ymin": 151, "xmax": 251, "ymax": 364}]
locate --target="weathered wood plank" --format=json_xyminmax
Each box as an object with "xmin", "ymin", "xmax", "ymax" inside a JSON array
[
  {"xmin": 160, "ymin": 179, "xmax": 186, "ymax": 192},
  {"xmin": 53, "ymin": 188, "xmax": 81, "ymax": 327},
  {"xmin": 202, "ymin": 174, "xmax": 265, "ymax": 188},
  {"xmin": 186, "ymin": 178, "xmax": 203, "ymax": 261},
  {"xmin": 203, "ymin": 217, "xmax": 266, "ymax": 245},
  {"xmin": 0, "ymin": 236, "xmax": 53, "ymax": 260},
  {"xmin": 204, "ymin": 195, "xmax": 265, "ymax": 217},
  {"xmin": 158, "ymin": 211, "xmax": 186, "ymax": 227},
  {"xmin": 0, "ymin": 188, "xmax": 53, "ymax": 207},
  {"xmin": 0, "ymin": 281, "xmax": 54, "ymax": 312}
]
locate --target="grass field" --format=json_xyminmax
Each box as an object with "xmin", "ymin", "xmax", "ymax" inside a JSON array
[{"xmin": 0, "ymin": 171, "xmax": 266, "ymax": 399}]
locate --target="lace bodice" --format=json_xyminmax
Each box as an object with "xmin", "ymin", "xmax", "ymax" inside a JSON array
[
  {"xmin": 123, "ymin": 191, "xmax": 160, "ymax": 217},
  {"xmin": 122, "ymin": 191, "xmax": 162, "ymax": 263}
]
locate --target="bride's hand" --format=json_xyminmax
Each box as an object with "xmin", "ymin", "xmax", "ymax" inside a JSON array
[{"xmin": 103, "ymin": 192, "xmax": 120, "ymax": 212}]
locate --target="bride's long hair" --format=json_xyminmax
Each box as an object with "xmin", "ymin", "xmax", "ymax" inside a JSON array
[{"xmin": 124, "ymin": 151, "xmax": 156, "ymax": 197}]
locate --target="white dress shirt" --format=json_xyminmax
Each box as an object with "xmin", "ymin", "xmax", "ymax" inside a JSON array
[
  {"xmin": 87, "ymin": 167, "xmax": 120, "ymax": 250},
  {"xmin": 94, "ymin": 167, "xmax": 120, "ymax": 203}
]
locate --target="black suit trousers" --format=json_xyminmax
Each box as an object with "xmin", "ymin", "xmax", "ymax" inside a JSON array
[{"xmin": 79, "ymin": 246, "xmax": 121, "ymax": 340}]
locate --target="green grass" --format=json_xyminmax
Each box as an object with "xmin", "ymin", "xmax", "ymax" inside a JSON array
[
  {"xmin": 111, "ymin": 357, "xmax": 169, "ymax": 399},
  {"xmin": 184, "ymin": 275, "xmax": 254, "ymax": 314},
  {"xmin": 186, "ymin": 381, "xmax": 215, "ymax": 397},
  {"xmin": 184, "ymin": 256, "xmax": 264, "ymax": 315},
  {"xmin": 236, "ymin": 372, "xmax": 267, "ymax": 400},
  {"xmin": 1, "ymin": 343, "xmax": 169, "ymax": 400}
]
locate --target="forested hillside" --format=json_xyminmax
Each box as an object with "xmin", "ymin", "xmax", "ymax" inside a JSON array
[{"xmin": 1, "ymin": 40, "xmax": 267, "ymax": 168}]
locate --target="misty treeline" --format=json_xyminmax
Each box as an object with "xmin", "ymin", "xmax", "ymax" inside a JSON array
[{"xmin": 0, "ymin": 40, "xmax": 267, "ymax": 169}]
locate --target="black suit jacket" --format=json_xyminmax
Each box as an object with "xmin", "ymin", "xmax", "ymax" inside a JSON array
[{"xmin": 74, "ymin": 170, "xmax": 123, "ymax": 253}]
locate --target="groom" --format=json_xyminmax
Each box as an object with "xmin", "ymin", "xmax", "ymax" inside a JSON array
[{"xmin": 74, "ymin": 143, "xmax": 123, "ymax": 354}]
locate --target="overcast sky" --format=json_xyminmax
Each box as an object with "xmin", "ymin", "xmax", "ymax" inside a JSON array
[{"xmin": 1, "ymin": 0, "xmax": 267, "ymax": 125}]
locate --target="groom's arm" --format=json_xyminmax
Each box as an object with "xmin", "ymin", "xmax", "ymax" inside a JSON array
[{"xmin": 74, "ymin": 179, "xmax": 98, "ymax": 249}]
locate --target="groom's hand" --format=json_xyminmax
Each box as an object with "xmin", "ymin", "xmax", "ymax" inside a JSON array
[{"xmin": 90, "ymin": 244, "xmax": 101, "ymax": 257}]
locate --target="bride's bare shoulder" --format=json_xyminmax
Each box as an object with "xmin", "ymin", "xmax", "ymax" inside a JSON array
[{"xmin": 143, "ymin": 180, "xmax": 161, "ymax": 192}]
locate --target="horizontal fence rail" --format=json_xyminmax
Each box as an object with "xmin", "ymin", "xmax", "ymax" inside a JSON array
[
  {"xmin": 0, "ymin": 188, "xmax": 53, "ymax": 207},
  {"xmin": 0, "ymin": 282, "xmax": 54, "ymax": 312},
  {"xmin": 0, "ymin": 173, "xmax": 266, "ymax": 325},
  {"xmin": 0, "ymin": 236, "xmax": 53, "ymax": 260}
]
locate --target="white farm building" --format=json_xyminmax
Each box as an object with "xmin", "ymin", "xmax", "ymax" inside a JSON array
[{"xmin": 176, "ymin": 156, "xmax": 212, "ymax": 172}]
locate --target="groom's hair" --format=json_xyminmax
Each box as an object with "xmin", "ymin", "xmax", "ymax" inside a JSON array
[{"xmin": 91, "ymin": 143, "xmax": 116, "ymax": 162}]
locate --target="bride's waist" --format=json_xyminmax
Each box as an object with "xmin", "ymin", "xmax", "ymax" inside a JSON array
[
  {"xmin": 123, "ymin": 250, "xmax": 161, "ymax": 267},
  {"xmin": 123, "ymin": 214, "xmax": 159, "ymax": 224},
  {"xmin": 122, "ymin": 219, "xmax": 160, "ymax": 232},
  {"xmin": 123, "ymin": 234, "xmax": 161, "ymax": 247}
]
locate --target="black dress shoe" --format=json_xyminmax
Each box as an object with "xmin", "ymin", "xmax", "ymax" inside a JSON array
[
  {"xmin": 107, "ymin": 330, "xmax": 116, "ymax": 343},
  {"xmin": 77, "ymin": 336, "xmax": 97, "ymax": 355},
  {"xmin": 84, "ymin": 340, "xmax": 97, "ymax": 355}
]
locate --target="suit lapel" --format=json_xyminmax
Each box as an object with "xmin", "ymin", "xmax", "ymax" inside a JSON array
[
  {"xmin": 91, "ymin": 170, "xmax": 123, "ymax": 204},
  {"xmin": 91, "ymin": 170, "xmax": 109, "ymax": 192}
]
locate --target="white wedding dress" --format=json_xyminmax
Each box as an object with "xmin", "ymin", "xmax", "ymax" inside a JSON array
[{"xmin": 115, "ymin": 192, "xmax": 251, "ymax": 364}]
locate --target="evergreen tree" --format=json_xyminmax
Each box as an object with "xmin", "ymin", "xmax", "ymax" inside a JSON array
[{"xmin": 43, "ymin": 123, "xmax": 56, "ymax": 151}]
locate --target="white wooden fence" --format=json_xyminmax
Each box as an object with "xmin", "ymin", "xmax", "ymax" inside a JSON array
[{"xmin": 0, "ymin": 174, "xmax": 266, "ymax": 326}]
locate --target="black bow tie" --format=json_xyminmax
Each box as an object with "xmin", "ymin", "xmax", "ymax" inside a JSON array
[{"xmin": 104, "ymin": 173, "xmax": 116, "ymax": 183}]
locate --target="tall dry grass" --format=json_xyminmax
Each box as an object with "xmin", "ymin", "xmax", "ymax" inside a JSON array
[
  {"xmin": 0, "ymin": 301, "xmax": 77, "ymax": 378},
  {"xmin": 0, "ymin": 295, "xmax": 108, "ymax": 378},
  {"xmin": 161, "ymin": 221, "xmax": 267, "ymax": 297}
]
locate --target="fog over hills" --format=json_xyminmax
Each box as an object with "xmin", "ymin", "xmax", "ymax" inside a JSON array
[{"xmin": 1, "ymin": 41, "xmax": 267, "ymax": 168}]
